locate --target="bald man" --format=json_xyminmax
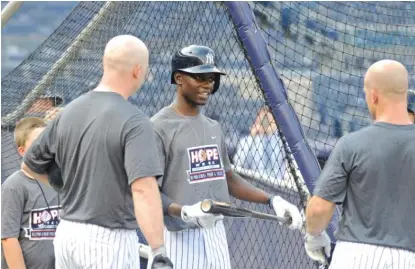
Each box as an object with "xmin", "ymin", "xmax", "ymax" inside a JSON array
[
  {"xmin": 21, "ymin": 35, "xmax": 172, "ymax": 268},
  {"xmin": 305, "ymin": 60, "xmax": 415, "ymax": 268}
]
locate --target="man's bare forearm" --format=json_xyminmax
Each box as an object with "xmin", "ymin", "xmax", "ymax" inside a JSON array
[
  {"xmin": 2, "ymin": 238, "xmax": 26, "ymax": 269},
  {"xmin": 306, "ymin": 196, "xmax": 335, "ymax": 235},
  {"xmin": 227, "ymin": 171, "xmax": 271, "ymax": 204},
  {"xmin": 131, "ymin": 177, "xmax": 165, "ymax": 250}
]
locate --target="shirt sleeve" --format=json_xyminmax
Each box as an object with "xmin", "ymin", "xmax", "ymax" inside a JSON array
[
  {"xmin": 1, "ymin": 183, "xmax": 25, "ymax": 239},
  {"xmin": 314, "ymin": 136, "xmax": 351, "ymax": 204},
  {"xmin": 160, "ymin": 192, "xmax": 173, "ymax": 215},
  {"xmin": 153, "ymin": 130, "xmax": 167, "ymax": 188},
  {"xmin": 220, "ymin": 128, "xmax": 232, "ymax": 172},
  {"xmin": 151, "ymin": 128, "xmax": 173, "ymax": 214},
  {"xmin": 23, "ymin": 120, "xmax": 57, "ymax": 174},
  {"xmin": 123, "ymin": 115, "xmax": 164, "ymax": 186}
]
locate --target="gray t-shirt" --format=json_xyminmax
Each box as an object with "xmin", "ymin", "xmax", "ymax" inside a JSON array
[
  {"xmin": 1, "ymin": 170, "xmax": 61, "ymax": 269},
  {"xmin": 151, "ymin": 106, "xmax": 231, "ymax": 231},
  {"xmin": 23, "ymin": 91, "xmax": 163, "ymax": 229},
  {"xmin": 314, "ymin": 122, "xmax": 415, "ymax": 252}
]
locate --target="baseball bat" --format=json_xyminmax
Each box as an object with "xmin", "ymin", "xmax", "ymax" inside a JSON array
[{"xmin": 200, "ymin": 199, "xmax": 292, "ymax": 225}]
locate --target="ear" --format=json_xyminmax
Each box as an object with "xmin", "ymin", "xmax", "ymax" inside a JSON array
[
  {"xmin": 132, "ymin": 64, "xmax": 141, "ymax": 79},
  {"xmin": 371, "ymin": 89, "xmax": 378, "ymax": 104},
  {"xmin": 17, "ymin": 146, "xmax": 25, "ymax": 157},
  {"xmin": 174, "ymin": 72, "xmax": 183, "ymax": 85}
]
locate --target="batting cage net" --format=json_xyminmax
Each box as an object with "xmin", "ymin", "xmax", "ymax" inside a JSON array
[
  {"xmin": 1, "ymin": 1, "xmax": 414, "ymax": 269},
  {"xmin": 252, "ymin": 1, "xmax": 415, "ymax": 164}
]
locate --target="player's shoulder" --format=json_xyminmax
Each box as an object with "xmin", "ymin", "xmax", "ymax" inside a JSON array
[
  {"xmin": 2, "ymin": 170, "xmax": 29, "ymax": 193},
  {"xmin": 199, "ymin": 113, "xmax": 223, "ymax": 132},
  {"xmin": 151, "ymin": 106, "xmax": 173, "ymax": 123},
  {"xmin": 111, "ymin": 96, "xmax": 147, "ymax": 120},
  {"xmin": 69, "ymin": 90, "xmax": 142, "ymax": 116},
  {"xmin": 334, "ymin": 124, "xmax": 384, "ymax": 151},
  {"xmin": 201, "ymin": 113, "xmax": 220, "ymax": 125},
  {"xmin": 202, "ymin": 114, "xmax": 226, "ymax": 137},
  {"xmin": 346, "ymin": 122, "xmax": 415, "ymax": 140},
  {"xmin": 125, "ymin": 105, "xmax": 149, "ymax": 121},
  {"xmin": 334, "ymin": 126, "xmax": 369, "ymax": 148},
  {"xmin": 150, "ymin": 106, "xmax": 180, "ymax": 131},
  {"xmin": 150, "ymin": 107, "xmax": 179, "ymax": 140},
  {"xmin": 121, "ymin": 108, "xmax": 153, "ymax": 135}
]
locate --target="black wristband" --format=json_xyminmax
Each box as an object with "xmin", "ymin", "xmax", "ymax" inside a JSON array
[{"xmin": 267, "ymin": 195, "xmax": 275, "ymax": 209}]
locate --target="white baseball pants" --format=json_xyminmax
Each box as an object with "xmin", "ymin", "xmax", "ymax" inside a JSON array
[
  {"xmin": 329, "ymin": 241, "xmax": 415, "ymax": 269},
  {"xmin": 54, "ymin": 219, "xmax": 141, "ymax": 269},
  {"xmin": 164, "ymin": 220, "xmax": 231, "ymax": 269}
]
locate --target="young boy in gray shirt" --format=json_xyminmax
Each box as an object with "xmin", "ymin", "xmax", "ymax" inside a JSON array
[{"xmin": 1, "ymin": 117, "xmax": 61, "ymax": 269}]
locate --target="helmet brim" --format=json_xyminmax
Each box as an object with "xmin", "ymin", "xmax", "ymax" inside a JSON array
[{"xmin": 178, "ymin": 64, "xmax": 226, "ymax": 76}]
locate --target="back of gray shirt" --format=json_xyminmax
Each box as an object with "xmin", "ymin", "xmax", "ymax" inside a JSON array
[
  {"xmin": 1, "ymin": 171, "xmax": 61, "ymax": 269},
  {"xmin": 314, "ymin": 122, "xmax": 415, "ymax": 252},
  {"xmin": 24, "ymin": 91, "xmax": 163, "ymax": 229},
  {"xmin": 152, "ymin": 106, "xmax": 231, "ymax": 231}
]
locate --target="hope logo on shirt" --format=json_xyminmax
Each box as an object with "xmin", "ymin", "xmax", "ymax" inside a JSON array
[
  {"xmin": 186, "ymin": 144, "xmax": 226, "ymax": 184},
  {"xmin": 24, "ymin": 205, "xmax": 62, "ymax": 240}
]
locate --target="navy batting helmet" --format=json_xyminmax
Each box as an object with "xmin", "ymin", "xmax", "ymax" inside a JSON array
[{"xmin": 171, "ymin": 45, "xmax": 226, "ymax": 94}]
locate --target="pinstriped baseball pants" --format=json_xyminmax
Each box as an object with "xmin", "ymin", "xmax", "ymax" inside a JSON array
[
  {"xmin": 329, "ymin": 241, "xmax": 415, "ymax": 269},
  {"xmin": 164, "ymin": 220, "xmax": 232, "ymax": 269},
  {"xmin": 54, "ymin": 219, "xmax": 140, "ymax": 269}
]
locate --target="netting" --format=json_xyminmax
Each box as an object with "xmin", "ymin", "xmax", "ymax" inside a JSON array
[
  {"xmin": 252, "ymin": 1, "xmax": 415, "ymax": 165},
  {"xmin": 2, "ymin": 1, "xmax": 415, "ymax": 268},
  {"xmin": 1, "ymin": 2, "xmax": 312, "ymax": 269}
]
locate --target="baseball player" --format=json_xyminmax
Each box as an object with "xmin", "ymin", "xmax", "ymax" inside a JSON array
[
  {"xmin": 305, "ymin": 60, "xmax": 415, "ymax": 268},
  {"xmin": 151, "ymin": 45, "xmax": 303, "ymax": 269},
  {"xmin": 21, "ymin": 35, "xmax": 172, "ymax": 268},
  {"xmin": 1, "ymin": 117, "xmax": 61, "ymax": 269}
]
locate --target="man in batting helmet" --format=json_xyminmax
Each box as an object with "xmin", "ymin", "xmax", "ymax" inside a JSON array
[
  {"xmin": 170, "ymin": 45, "xmax": 226, "ymax": 95},
  {"xmin": 151, "ymin": 44, "xmax": 303, "ymax": 269}
]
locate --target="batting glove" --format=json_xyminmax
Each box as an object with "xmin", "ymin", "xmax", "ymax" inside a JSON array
[
  {"xmin": 304, "ymin": 231, "xmax": 331, "ymax": 265},
  {"xmin": 181, "ymin": 201, "xmax": 223, "ymax": 229},
  {"xmin": 147, "ymin": 246, "xmax": 173, "ymax": 269},
  {"xmin": 270, "ymin": 196, "xmax": 303, "ymax": 230}
]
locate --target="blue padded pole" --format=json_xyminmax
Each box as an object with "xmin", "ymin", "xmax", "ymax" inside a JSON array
[{"xmin": 225, "ymin": 1, "xmax": 338, "ymax": 242}]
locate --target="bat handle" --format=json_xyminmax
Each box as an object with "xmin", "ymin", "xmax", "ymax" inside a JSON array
[
  {"xmin": 282, "ymin": 212, "xmax": 293, "ymax": 226},
  {"xmin": 201, "ymin": 199, "xmax": 214, "ymax": 213}
]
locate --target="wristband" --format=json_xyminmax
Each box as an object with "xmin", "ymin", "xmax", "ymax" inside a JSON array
[
  {"xmin": 267, "ymin": 195, "xmax": 275, "ymax": 209},
  {"xmin": 151, "ymin": 246, "xmax": 167, "ymax": 256}
]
